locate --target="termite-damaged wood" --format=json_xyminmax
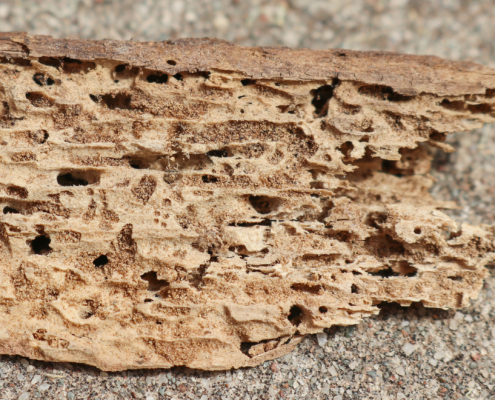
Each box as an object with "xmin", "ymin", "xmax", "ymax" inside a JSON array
[{"xmin": 0, "ymin": 33, "xmax": 494, "ymax": 370}]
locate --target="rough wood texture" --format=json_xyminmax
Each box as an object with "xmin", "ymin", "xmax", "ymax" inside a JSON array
[{"xmin": 0, "ymin": 33, "xmax": 494, "ymax": 371}]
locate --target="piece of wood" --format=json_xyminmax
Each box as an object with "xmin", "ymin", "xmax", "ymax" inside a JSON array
[{"xmin": 0, "ymin": 33, "xmax": 494, "ymax": 370}]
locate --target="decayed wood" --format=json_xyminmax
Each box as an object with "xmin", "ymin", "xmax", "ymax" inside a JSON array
[{"xmin": 0, "ymin": 33, "xmax": 494, "ymax": 370}]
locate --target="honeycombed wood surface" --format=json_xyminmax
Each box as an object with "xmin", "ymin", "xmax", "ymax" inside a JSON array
[{"xmin": 0, "ymin": 33, "xmax": 494, "ymax": 370}]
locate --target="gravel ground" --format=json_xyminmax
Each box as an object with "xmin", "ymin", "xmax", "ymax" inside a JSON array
[{"xmin": 1, "ymin": 1, "xmax": 495, "ymax": 399}]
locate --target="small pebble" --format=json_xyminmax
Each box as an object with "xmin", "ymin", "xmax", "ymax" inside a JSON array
[
  {"xmin": 348, "ymin": 361, "xmax": 359, "ymax": 370},
  {"xmin": 38, "ymin": 383, "xmax": 50, "ymax": 391},
  {"xmin": 321, "ymin": 384, "xmax": 330, "ymax": 395},
  {"xmin": 316, "ymin": 332, "xmax": 328, "ymax": 347},
  {"xmin": 157, "ymin": 374, "xmax": 168, "ymax": 384},
  {"xmin": 270, "ymin": 362, "xmax": 279, "ymax": 373},
  {"xmin": 26, "ymin": 366, "xmax": 35, "ymax": 373},
  {"xmin": 453, "ymin": 312, "xmax": 465, "ymax": 321},
  {"xmin": 449, "ymin": 320, "xmax": 459, "ymax": 331},
  {"xmin": 31, "ymin": 375, "xmax": 42, "ymax": 385},
  {"xmin": 18, "ymin": 393, "xmax": 30, "ymax": 400},
  {"xmin": 429, "ymin": 358, "xmax": 438, "ymax": 367},
  {"xmin": 213, "ymin": 14, "xmax": 229, "ymax": 32},
  {"xmin": 178, "ymin": 384, "xmax": 187, "ymax": 393},
  {"xmin": 402, "ymin": 343, "xmax": 417, "ymax": 356},
  {"xmin": 281, "ymin": 353, "xmax": 292, "ymax": 363}
]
